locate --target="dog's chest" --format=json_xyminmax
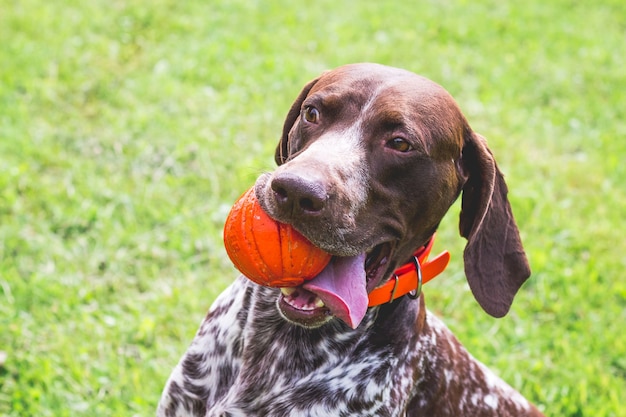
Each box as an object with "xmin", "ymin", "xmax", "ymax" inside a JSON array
[
  {"xmin": 208, "ymin": 357, "xmax": 408, "ymax": 417},
  {"xmin": 203, "ymin": 279, "xmax": 420, "ymax": 416}
]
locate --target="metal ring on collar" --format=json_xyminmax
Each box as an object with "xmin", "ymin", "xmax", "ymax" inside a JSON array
[
  {"xmin": 389, "ymin": 274, "xmax": 400, "ymax": 304},
  {"xmin": 407, "ymin": 256, "xmax": 423, "ymax": 300}
]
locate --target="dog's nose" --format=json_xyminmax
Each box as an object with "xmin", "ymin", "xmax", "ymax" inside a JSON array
[{"xmin": 271, "ymin": 172, "xmax": 328, "ymax": 216}]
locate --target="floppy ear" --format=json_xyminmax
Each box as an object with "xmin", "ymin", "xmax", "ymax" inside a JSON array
[
  {"xmin": 459, "ymin": 132, "xmax": 531, "ymax": 318},
  {"xmin": 275, "ymin": 77, "xmax": 320, "ymax": 166}
]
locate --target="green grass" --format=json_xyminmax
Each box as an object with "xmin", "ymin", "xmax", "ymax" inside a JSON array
[{"xmin": 1, "ymin": 0, "xmax": 625, "ymax": 415}]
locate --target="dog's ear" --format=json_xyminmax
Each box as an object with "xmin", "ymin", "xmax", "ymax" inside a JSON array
[
  {"xmin": 458, "ymin": 132, "xmax": 531, "ymax": 318},
  {"xmin": 275, "ymin": 77, "xmax": 320, "ymax": 166}
]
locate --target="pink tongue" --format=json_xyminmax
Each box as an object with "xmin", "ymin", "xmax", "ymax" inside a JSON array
[{"xmin": 302, "ymin": 253, "xmax": 368, "ymax": 329}]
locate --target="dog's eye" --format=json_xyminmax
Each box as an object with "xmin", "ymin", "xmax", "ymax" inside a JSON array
[
  {"xmin": 302, "ymin": 106, "xmax": 320, "ymax": 124},
  {"xmin": 386, "ymin": 137, "xmax": 414, "ymax": 153}
]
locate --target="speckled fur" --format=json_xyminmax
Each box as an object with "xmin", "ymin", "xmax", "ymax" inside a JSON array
[{"xmin": 158, "ymin": 277, "xmax": 543, "ymax": 417}]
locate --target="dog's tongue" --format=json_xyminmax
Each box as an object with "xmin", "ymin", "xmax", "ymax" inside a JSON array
[{"xmin": 302, "ymin": 253, "xmax": 368, "ymax": 329}]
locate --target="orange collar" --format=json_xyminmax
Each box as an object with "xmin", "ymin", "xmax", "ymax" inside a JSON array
[{"xmin": 367, "ymin": 236, "xmax": 450, "ymax": 307}]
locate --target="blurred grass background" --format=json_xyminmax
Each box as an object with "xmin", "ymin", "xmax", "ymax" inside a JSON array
[{"xmin": 1, "ymin": 0, "xmax": 625, "ymax": 415}]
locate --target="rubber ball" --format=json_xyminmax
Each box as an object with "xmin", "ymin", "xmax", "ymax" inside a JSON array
[{"xmin": 223, "ymin": 187, "xmax": 332, "ymax": 287}]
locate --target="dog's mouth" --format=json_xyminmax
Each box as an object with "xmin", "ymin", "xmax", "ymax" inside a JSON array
[{"xmin": 277, "ymin": 243, "xmax": 392, "ymax": 329}]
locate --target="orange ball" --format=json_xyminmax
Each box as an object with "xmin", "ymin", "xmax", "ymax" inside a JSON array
[{"xmin": 223, "ymin": 187, "xmax": 332, "ymax": 287}]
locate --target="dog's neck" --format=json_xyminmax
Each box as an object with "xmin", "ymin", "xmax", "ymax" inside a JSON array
[{"xmin": 243, "ymin": 281, "xmax": 424, "ymax": 353}]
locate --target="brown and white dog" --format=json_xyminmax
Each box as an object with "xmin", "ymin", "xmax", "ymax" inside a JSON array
[{"xmin": 158, "ymin": 63, "xmax": 544, "ymax": 416}]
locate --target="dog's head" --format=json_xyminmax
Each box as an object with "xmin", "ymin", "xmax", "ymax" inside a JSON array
[{"xmin": 254, "ymin": 63, "xmax": 530, "ymax": 328}]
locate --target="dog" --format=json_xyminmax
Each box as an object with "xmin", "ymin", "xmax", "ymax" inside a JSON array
[{"xmin": 157, "ymin": 63, "xmax": 544, "ymax": 416}]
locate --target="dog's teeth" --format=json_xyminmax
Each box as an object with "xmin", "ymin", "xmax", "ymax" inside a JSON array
[
  {"xmin": 314, "ymin": 297, "xmax": 325, "ymax": 308},
  {"xmin": 281, "ymin": 287, "xmax": 296, "ymax": 296}
]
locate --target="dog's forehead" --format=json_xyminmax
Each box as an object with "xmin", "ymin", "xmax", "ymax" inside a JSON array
[
  {"xmin": 306, "ymin": 64, "xmax": 461, "ymax": 123},
  {"xmin": 306, "ymin": 64, "xmax": 467, "ymax": 149}
]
